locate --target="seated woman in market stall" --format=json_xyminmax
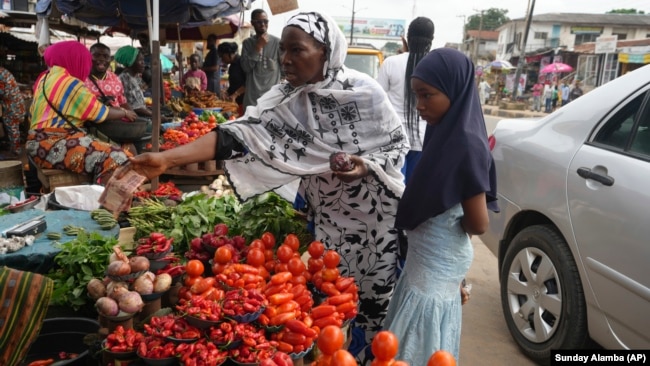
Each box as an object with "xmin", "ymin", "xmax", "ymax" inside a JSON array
[
  {"xmin": 115, "ymin": 45, "xmax": 152, "ymax": 119},
  {"xmin": 26, "ymin": 41, "xmax": 138, "ymax": 184},
  {"xmin": 119, "ymin": 11, "xmax": 408, "ymax": 364},
  {"xmin": 84, "ymin": 42, "xmax": 132, "ymax": 110}
]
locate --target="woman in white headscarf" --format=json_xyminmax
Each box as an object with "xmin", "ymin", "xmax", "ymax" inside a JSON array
[{"xmin": 121, "ymin": 11, "xmax": 408, "ymax": 363}]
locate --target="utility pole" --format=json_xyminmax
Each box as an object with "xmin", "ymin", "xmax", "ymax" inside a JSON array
[
  {"xmin": 457, "ymin": 15, "xmax": 466, "ymax": 53},
  {"xmin": 350, "ymin": 0, "xmax": 356, "ymax": 45},
  {"xmin": 473, "ymin": 10, "xmax": 484, "ymax": 64},
  {"xmin": 512, "ymin": 0, "xmax": 535, "ymax": 101}
]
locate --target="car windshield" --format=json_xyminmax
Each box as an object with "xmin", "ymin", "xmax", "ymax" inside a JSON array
[{"xmin": 344, "ymin": 54, "xmax": 381, "ymax": 79}]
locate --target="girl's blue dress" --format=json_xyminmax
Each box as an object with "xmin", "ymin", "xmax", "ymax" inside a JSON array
[{"xmin": 383, "ymin": 203, "xmax": 472, "ymax": 365}]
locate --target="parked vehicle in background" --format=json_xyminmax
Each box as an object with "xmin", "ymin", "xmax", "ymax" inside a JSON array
[
  {"xmin": 481, "ymin": 64, "xmax": 650, "ymax": 364},
  {"xmin": 345, "ymin": 44, "xmax": 384, "ymax": 79}
]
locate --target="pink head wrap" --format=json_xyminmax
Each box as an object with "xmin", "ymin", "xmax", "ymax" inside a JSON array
[{"xmin": 43, "ymin": 41, "xmax": 92, "ymax": 81}]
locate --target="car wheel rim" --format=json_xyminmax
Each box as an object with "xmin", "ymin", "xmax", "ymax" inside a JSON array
[{"xmin": 505, "ymin": 247, "xmax": 563, "ymax": 343}]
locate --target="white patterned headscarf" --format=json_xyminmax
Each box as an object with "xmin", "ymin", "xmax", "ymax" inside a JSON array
[
  {"xmin": 285, "ymin": 12, "xmax": 347, "ymax": 77},
  {"xmin": 219, "ymin": 11, "xmax": 408, "ymax": 201}
]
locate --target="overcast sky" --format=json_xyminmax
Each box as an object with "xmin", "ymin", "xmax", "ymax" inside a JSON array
[{"xmin": 246, "ymin": 0, "xmax": 649, "ymax": 48}]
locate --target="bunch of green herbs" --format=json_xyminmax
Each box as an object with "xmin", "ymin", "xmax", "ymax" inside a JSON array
[{"xmin": 47, "ymin": 231, "xmax": 117, "ymax": 310}]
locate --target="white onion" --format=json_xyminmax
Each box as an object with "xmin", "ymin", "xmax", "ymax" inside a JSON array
[
  {"xmin": 153, "ymin": 273, "xmax": 172, "ymax": 293},
  {"xmin": 133, "ymin": 275, "xmax": 154, "ymax": 295}
]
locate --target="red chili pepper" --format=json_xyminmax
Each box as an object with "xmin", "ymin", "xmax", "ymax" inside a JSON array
[{"xmin": 27, "ymin": 359, "xmax": 55, "ymax": 366}]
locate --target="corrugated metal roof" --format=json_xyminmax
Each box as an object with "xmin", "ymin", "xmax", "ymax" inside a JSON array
[
  {"xmin": 512, "ymin": 13, "xmax": 650, "ymax": 26},
  {"xmin": 467, "ymin": 30, "xmax": 499, "ymax": 41}
]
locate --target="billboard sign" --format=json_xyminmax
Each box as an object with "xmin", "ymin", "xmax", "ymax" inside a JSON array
[
  {"xmin": 595, "ymin": 35, "xmax": 618, "ymax": 54},
  {"xmin": 333, "ymin": 16, "xmax": 406, "ymax": 41}
]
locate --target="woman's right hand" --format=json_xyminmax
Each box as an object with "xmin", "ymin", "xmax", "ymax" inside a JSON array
[
  {"xmin": 116, "ymin": 152, "xmax": 169, "ymax": 181},
  {"xmin": 124, "ymin": 109, "xmax": 138, "ymax": 121}
]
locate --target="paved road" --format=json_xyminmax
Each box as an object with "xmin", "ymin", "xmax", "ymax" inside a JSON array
[{"xmin": 459, "ymin": 237, "xmax": 537, "ymax": 365}]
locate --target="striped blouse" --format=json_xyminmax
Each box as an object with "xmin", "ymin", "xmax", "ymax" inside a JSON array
[{"xmin": 30, "ymin": 65, "xmax": 109, "ymax": 130}]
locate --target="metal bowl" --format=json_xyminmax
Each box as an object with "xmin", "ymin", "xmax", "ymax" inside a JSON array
[
  {"xmin": 7, "ymin": 197, "xmax": 40, "ymax": 213},
  {"xmin": 90, "ymin": 118, "xmax": 149, "ymax": 143}
]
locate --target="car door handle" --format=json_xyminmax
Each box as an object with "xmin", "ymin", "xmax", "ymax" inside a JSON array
[{"xmin": 577, "ymin": 167, "xmax": 615, "ymax": 186}]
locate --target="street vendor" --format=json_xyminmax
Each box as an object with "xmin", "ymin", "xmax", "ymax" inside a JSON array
[
  {"xmin": 119, "ymin": 11, "xmax": 408, "ymax": 364},
  {"xmin": 26, "ymin": 41, "xmax": 138, "ymax": 185},
  {"xmin": 115, "ymin": 45, "xmax": 152, "ymax": 119},
  {"xmin": 84, "ymin": 42, "xmax": 132, "ymax": 110}
]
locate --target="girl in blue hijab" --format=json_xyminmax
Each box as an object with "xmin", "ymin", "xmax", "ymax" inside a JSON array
[{"xmin": 383, "ymin": 48, "xmax": 498, "ymax": 365}]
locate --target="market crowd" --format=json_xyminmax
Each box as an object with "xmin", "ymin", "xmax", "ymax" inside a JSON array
[{"xmin": 1, "ymin": 8, "xmax": 499, "ymax": 366}]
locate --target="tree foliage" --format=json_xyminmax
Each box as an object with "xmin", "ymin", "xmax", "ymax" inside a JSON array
[
  {"xmin": 466, "ymin": 8, "xmax": 510, "ymax": 31},
  {"xmin": 606, "ymin": 8, "xmax": 645, "ymax": 14}
]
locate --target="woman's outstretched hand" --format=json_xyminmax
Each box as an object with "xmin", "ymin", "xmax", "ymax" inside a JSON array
[
  {"xmin": 115, "ymin": 152, "xmax": 169, "ymax": 181},
  {"xmin": 333, "ymin": 155, "xmax": 369, "ymax": 183}
]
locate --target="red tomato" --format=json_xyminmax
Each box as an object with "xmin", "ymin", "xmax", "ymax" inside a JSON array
[
  {"xmin": 246, "ymin": 248, "xmax": 266, "ymax": 267},
  {"xmin": 261, "ymin": 232, "xmax": 276, "ymax": 249},
  {"xmin": 323, "ymin": 251, "xmax": 340, "ymax": 269},
  {"xmin": 321, "ymin": 267, "xmax": 340, "ymax": 282},
  {"xmin": 317, "ymin": 325, "xmax": 345, "ymax": 356},
  {"xmin": 276, "ymin": 245, "xmax": 294, "ymax": 263},
  {"xmin": 371, "ymin": 331, "xmax": 399, "ymax": 361},
  {"xmin": 186, "ymin": 259, "xmax": 205, "ymax": 277},
  {"xmin": 249, "ymin": 239, "xmax": 266, "ymax": 250},
  {"xmin": 308, "ymin": 240, "xmax": 325, "ymax": 259},
  {"xmin": 331, "ymin": 349, "xmax": 358, "ymax": 366},
  {"xmin": 283, "ymin": 234, "xmax": 300, "ymax": 252},
  {"xmin": 427, "ymin": 350, "xmax": 457, "ymax": 366},
  {"xmin": 214, "ymin": 246, "xmax": 233, "ymax": 265},
  {"xmin": 287, "ymin": 257, "xmax": 306, "ymax": 276}
]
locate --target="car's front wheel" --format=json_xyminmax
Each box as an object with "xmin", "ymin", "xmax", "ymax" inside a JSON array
[{"xmin": 500, "ymin": 225, "xmax": 588, "ymax": 364}]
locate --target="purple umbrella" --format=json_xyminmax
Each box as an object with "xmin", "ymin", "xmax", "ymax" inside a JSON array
[{"xmin": 541, "ymin": 62, "xmax": 574, "ymax": 74}]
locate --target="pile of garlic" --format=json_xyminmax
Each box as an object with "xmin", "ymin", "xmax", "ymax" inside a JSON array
[
  {"xmin": 199, "ymin": 175, "xmax": 234, "ymax": 198},
  {"xmin": 0, "ymin": 235, "xmax": 36, "ymax": 255}
]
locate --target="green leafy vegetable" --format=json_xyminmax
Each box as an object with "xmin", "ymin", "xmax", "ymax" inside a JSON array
[{"xmin": 47, "ymin": 231, "xmax": 117, "ymax": 310}]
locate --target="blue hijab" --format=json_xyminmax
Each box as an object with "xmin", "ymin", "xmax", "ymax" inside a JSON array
[{"xmin": 395, "ymin": 48, "xmax": 498, "ymax": 230}]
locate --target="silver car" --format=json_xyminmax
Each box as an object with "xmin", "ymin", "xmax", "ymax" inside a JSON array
[{"xmin": 481, "ymin": 64, "xmax": 650, "ymax": 364}]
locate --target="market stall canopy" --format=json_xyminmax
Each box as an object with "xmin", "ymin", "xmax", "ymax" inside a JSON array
[
  {"xmin": 540, "ymin": 62, "xmax": 574, "ymax": 74},
  {"xmin": 0, "ymin": 9, "xmax": 101, "ymax": 38},
  {"xmin": 37, "ymin": 0, "xmax": 253, "ymax": 30},
  {"xmin": 104, "ymin": 14, "xmax": 243, "ymax": 41}
]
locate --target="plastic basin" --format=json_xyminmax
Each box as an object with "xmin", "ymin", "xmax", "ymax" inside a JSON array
[{"xmin": 22, "ymin": 317, "xmax": 100, "ymax": 366}]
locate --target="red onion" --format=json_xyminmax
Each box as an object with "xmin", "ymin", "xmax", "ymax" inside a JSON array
[
  {"xmin": 107, "ymin": 260, "xmax": 131, "ymax": 276},
  {"xmin": 118, "ymin": 291, "xmax": 144, "ymax": 314},
  {"xmin": 95, "ymin": 296, "xmax": 119, "ymax": 317},
  {"xmin": 129, "ymin": 256, "xmax": 150, "ymax": 273},
  {"xmin": 87, "ymin": 278, "xmax": 106, "ymax": 300},
  {"xmin": 107, "ymin": 281, "xmax": 129, "ymax": 300}
]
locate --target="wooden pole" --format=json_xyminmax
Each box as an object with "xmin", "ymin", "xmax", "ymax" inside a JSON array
[
  {"xmin": 511, "ymin": 0, "xmax": 535, "ymax": 101},
  {"xmin": 148, "ymin": 0, "xmax": 161, "ymax": 190}
]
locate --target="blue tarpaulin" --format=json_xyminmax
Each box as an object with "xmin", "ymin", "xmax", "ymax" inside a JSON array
[{"xmin": 37, "ymin": 0, "xmax": 253, "ymax": 30}]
